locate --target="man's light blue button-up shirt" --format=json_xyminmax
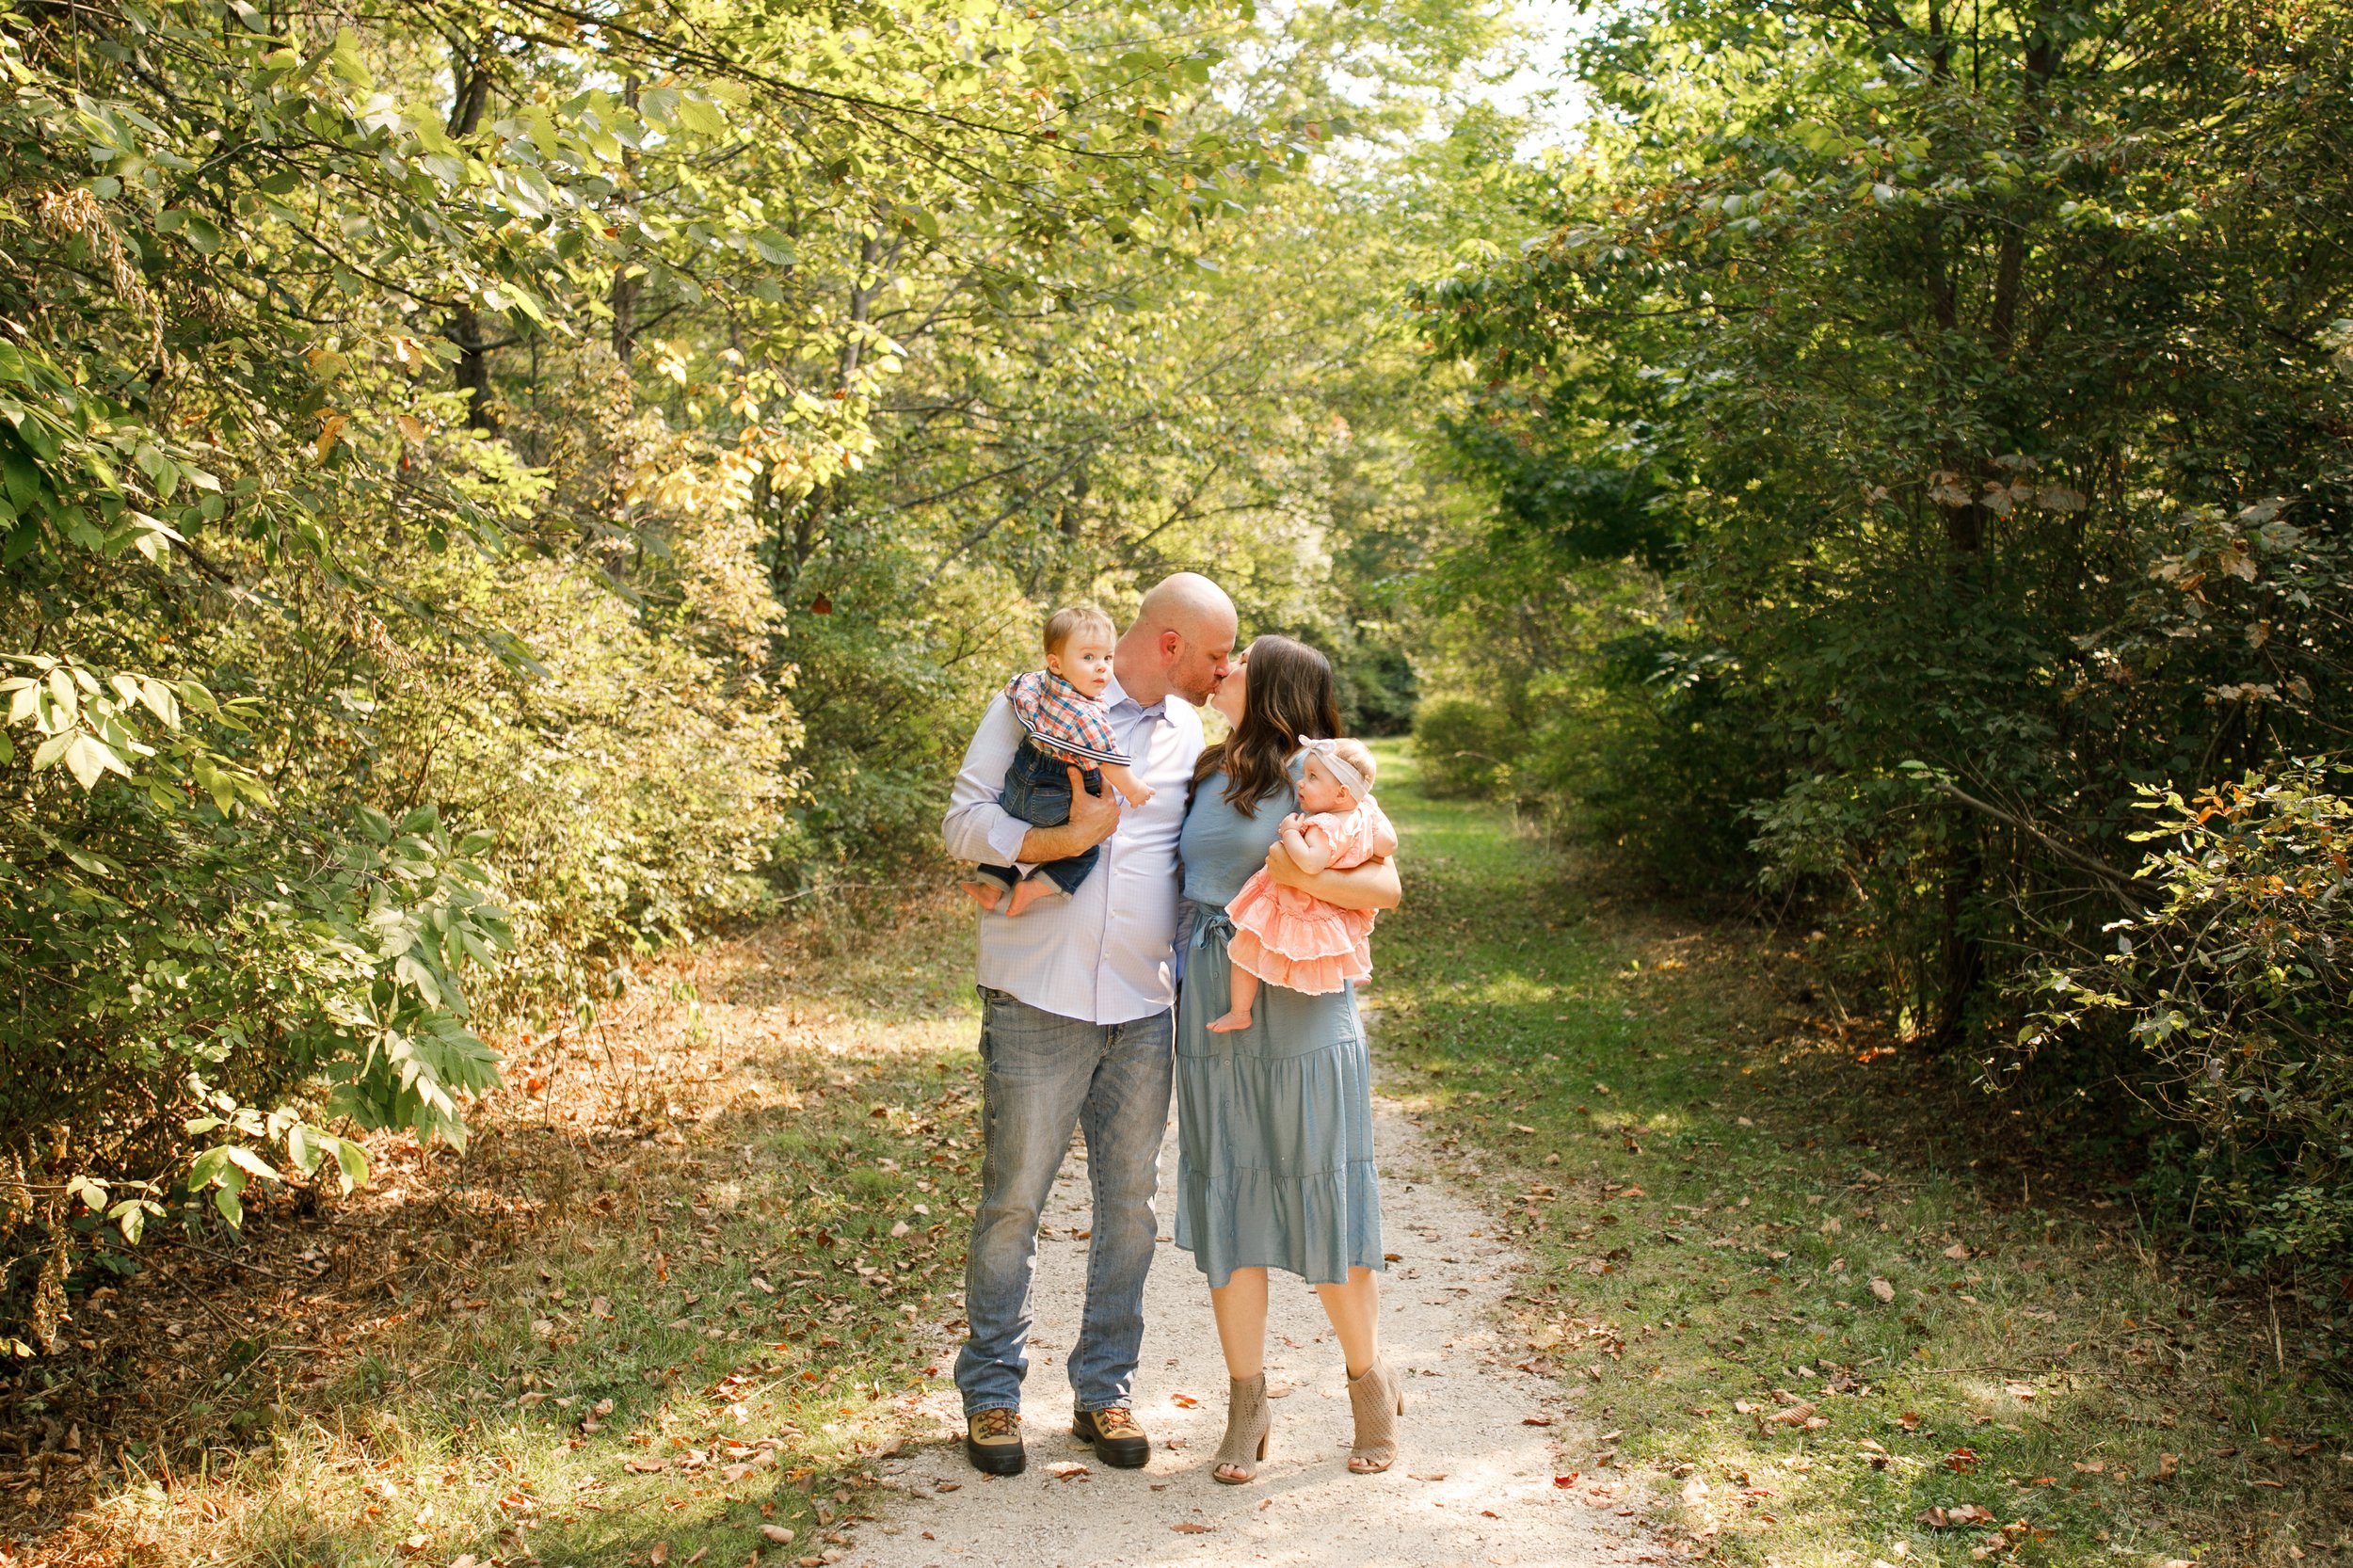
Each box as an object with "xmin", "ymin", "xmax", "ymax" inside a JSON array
[{"xmin": 943, "ymin": 672, "xmax": 1202, "ymax": 1026}]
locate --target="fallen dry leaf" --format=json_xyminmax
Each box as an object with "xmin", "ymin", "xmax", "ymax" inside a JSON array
[
  {"xmin": 1945, "ymin": 1447, "xmax": 1978, "ymax": 1473},
  {"xmin": 1917, "ymin": 1503, "xmax": 1997, "ymax": 1528},
  {"xmin": 1944, "ymin": 1242, "xmax": 1970, "ymax": 1260},
  {"xmin": 1172, "ymin": 1523, "xmax": 1216, "ymax": 1534},
  {"xmin": 1170, "ymin": 1393, "xmax": 1199, "ymax": 1408},
  {"xmin": 760, "ymin": 1525, "xmax": 796, "ymax": 1544},
  {"xmin": 1870, "ymin": 1277, "xmax": 1896, "ymax": 1303},
  {"xmin": 1522, "ymin": 1415, "xmax": 1555, "ymax": 1427},
  {"xmin": 1409, "ymin": 1472, "xmax": 1448, "ymax": 1481},
  {"xmin": 648, "ymin": 1544, "xmax": 668, "ymax": 1568}
]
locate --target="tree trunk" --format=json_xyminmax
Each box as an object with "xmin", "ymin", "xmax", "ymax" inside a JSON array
[
  {"xmin": 611, "ymin": 76, "xmax": 643, "ymax": 366},
  {"xmin": 445, "ymin": 40, "xmax": 498, "ymax": 429}
]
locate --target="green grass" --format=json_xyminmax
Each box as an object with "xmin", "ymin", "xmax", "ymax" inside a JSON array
[
  {"xmin": 70, "ymin": 895, "xmax": 987, "ymax": 1568},
  {"xmin": 1365, "ymin": 740, "xmax": 2351, "ymax": 1568}
]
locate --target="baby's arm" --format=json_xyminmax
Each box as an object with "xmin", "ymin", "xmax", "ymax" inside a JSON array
[
  {"xmin": 1282, "ymin": 819, "xmax": 1336, "ymax": 876},
  {"xmin": 1098, "ymin": 761, "xmax": 1155, "ymax": 808}
]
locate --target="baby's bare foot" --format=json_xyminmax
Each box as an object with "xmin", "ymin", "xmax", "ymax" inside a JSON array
[
  {"xmin": 1207, "ymin": 1010, "xmax": 1253, "ymax": 1034},
  {"xmin": 1004, "ymin": 877, "xmax": 1058, "ymax": 918},
  {"xmin": 959, "ymin": 881, "xmax": 1003, "ymax": 912}
]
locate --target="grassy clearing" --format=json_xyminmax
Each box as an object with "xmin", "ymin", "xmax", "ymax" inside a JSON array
[
  {"xmin": 1366, "ymin": 740, "xmax": 2351, "ymax": 1568},
  {"xmin": 29, "ymin": 893, "xmax": 986, "ymax": 1568}
]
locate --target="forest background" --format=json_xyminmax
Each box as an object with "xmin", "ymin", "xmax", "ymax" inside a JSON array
[{"xmin": 1, "ymin": 0, "xmax": 2348, "ymax": 1380}]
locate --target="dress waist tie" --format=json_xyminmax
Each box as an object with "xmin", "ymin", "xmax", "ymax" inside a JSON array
[{"xmin": 1187, "ymin": 903, "xmax": 1237, "ymax": 1053}]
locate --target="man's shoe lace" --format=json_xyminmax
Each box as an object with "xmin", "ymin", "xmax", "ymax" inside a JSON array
[
  {"xmin": 1088, "ymin": 1407, "xmax": 1143, "ymax": 1440},
  {"xmin": 971, "ymin": 1409, "xmax": 1020, "ymax": 1441}
]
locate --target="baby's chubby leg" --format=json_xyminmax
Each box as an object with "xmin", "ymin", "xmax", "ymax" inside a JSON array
[{"xmin": 1208, "ymin": 965, "xmax": 1259, "ymax": 1034}]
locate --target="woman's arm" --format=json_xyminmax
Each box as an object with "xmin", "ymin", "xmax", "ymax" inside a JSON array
[{"xmin": 1263, "ymin": 841, "xmax": 1401, "ymax": 911}]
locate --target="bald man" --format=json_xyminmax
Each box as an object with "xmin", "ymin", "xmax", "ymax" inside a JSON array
[{"xmin": 942, "ymin": 573, "xmax": 1239, "ymax": 1475}]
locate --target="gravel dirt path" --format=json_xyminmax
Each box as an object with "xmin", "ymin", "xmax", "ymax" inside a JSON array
[{"xmin": 854, "ymin": 1080, "xmax": 1641, "ymax": 1568}]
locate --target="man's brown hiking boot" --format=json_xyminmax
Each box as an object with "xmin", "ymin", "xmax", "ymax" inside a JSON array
[
  {"xmin": 965, "ymin": 1408, "xmax": 1026, "ymax": 1475},
  {"xmin": 1072, "ymin": 1406, "xmax": 1151, "ymax": 1468}
]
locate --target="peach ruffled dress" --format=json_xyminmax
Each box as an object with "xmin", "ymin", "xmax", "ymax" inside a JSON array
[{"xmin": 1224, "ymin": 800, "xmax": 1399, "ymax": 996}]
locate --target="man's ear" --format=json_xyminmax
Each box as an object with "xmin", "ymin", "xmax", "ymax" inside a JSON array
[{"xmin": 1160, "ymin": 630, "xmax": 1184, "ymax": 664}]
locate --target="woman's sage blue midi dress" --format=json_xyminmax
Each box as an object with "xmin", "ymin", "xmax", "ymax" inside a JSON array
[{"xmin": 1173, "ymin": 770, "xmax": 1384, "ymax": 1288}]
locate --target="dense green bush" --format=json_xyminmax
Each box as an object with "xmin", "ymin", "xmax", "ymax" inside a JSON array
[
  {"xmin": 1411, "ymin": 698, "xmax": 1526, "ymax": 799},
  {"xmin": 2028, "ymin": 765, "xmax": 2353, "ymax": 1269},
  {"xmin": 1541, "ymin": 632, "xmax": 1772, "ymax": 896},
  {"xmin": 1334, "ymin": 644, "xmax": 1420, "ymax": 737}
]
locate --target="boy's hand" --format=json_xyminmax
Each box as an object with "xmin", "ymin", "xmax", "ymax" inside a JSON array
[{"xmin": 1121, "ymin": 780, "xmax": 1157, "ymax": 808}]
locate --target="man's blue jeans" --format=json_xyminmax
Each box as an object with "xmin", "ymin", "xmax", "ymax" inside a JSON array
[{"xmin": 955, "ymin": 987, "xmax": 1173, "ymax": 1416}]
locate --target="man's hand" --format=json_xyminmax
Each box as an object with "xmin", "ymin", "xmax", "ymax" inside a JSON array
[
  {"xmin": 1017, "ymin": 764, "xmax": 1123, "ymax": 864},
  {"xmin": 1066, "ymin": 765, "xmax": 1122, "ymax": 843}
]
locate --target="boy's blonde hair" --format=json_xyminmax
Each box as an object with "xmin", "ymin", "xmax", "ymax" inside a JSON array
[{"xmin": 1043, "ymin": 603, "xmax": 1116, "ymax": 655}]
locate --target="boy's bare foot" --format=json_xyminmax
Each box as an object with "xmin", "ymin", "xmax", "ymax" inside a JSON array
[
  {"xmin": 1207, "ymin": 1009, "xmax": 1253, "ymax": 1033},
  {"xmin": 1004, "ymin": 877, "xmax": 1060, "ymax": 918},
  {"xmin": 959, "ymin": 881, "xmax": 1004, "ymax": 912}
]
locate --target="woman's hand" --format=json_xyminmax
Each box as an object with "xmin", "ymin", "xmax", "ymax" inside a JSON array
[{"xmin": 1264, "ymin": 841, "xmax": 1401, "ymax": 912}]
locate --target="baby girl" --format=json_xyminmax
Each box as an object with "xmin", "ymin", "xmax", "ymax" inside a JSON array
[
  {"xmin": 960, "ymin": 605, "xmax": 1156, "ymax": 919},
  {"xmin": 1209, "ymin": 737, "xmax": 1397, "ymax": 1032}
]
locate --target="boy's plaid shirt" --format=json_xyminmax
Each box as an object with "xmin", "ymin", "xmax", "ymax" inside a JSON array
[{"xmin": 1005, "ymin": 670, "xmax": 1130, "ymax": 767}]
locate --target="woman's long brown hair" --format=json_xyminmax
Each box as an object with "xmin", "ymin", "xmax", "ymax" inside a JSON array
[{"xmin": 1193, "ymin": 634, "xmax": 1342, "ymax": 816}]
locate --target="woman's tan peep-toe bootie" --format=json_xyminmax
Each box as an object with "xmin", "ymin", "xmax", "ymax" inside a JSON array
[
  {"xmin": 1212, "ymin": 1373, "xmax": 1271, "ymax": 1483},
  {"xmin": 1346, "ymin": 1358, "xmax": 1404, "ymax": 1474}
]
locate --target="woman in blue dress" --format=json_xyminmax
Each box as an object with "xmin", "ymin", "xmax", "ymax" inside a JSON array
[{"xmin": 1173, "ymin": 634, "xmax": 1404, "ymax": 1483}]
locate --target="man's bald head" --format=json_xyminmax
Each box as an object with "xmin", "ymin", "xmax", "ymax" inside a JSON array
[
  {"xmin": 1117, "ymin": 572, "xmax": 1239, "ymax": 707},
  {"xmin": 1134, "ymin": 571, "xmax": 1235, "ymax": 636}
]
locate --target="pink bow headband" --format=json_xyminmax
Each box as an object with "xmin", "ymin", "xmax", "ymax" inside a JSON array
[{"xmin": 1294, "ymin": 738, "xmax": 1368, "ymax": 800}]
